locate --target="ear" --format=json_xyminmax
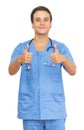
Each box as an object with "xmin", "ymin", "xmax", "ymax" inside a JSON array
[
  {"xmin": 50, "ymin": 22, "xmax": 52, "ymax": 28},
  {"xmin": 32, "ymin": 23, "xmax": 34, "ymax": 28}
]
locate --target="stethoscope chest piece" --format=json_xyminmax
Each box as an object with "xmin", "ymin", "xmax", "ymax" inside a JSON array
[{"xmin": 25, "ymin": 65, "xmax": 31, "ymax": 71}]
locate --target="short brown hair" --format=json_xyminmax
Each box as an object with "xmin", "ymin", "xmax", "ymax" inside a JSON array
[{"xmin": 30, "ymin": 6, "xmax": 52, "ymax": 23}]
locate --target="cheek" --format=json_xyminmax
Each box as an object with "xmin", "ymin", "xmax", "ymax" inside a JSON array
[
  {"xmin": 50, "ymin": 23, "xmax": 52, "ymax": 28},
  {"xmin": 32, "ymin": 23, "xmax": 39, "ymax": 28},
  {"xmin": 46, "ymin": 22, "xmax": 52, "ymax": 28}
]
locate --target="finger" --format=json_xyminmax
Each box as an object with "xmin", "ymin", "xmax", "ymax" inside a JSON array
[
  {"xmin": 24, "ymin": 45, "xmax": 29, "ymax": 53},
  {"xmin": 54, "ymin": 45, "xmax": 59, "ymax": 53}
]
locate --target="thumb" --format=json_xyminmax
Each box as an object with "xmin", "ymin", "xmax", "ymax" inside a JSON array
[
  {"xmin": 24, "ymin": 44, "xmax": 29, "ymax": 53},
  {"xmin": 54, "ymin": 45, "xmax": 59, "ymax": 53}
]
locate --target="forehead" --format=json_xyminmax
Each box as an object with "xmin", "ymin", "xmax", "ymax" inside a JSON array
[{"xmin": 33, "ymin": 10, "xmax": 50, "ymax": 18}]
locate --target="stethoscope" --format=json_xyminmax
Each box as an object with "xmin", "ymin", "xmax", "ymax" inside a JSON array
[{"xmin": 25, "ymin": 38, "xmax": 55, "ymax": 71}]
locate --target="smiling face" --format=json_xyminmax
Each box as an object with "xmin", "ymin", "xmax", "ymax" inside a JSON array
[{"xmin": 32, "ymin": 10, "xmax": 52, "ymax": 36}]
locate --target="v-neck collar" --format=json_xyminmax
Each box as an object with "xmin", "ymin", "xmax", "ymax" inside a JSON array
[{"xmin": 31, "ymin": 40, "xmax": 51, "ymax": 53}]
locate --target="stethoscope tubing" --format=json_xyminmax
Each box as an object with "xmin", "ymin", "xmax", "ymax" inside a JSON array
[{"xmin": 25, "ymin": 38, "xmax": 55, "ymax": 71}]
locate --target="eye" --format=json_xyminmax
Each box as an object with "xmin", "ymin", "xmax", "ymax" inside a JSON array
[
  {"xmin": 35, "ymin": 18, "xmax": 40, "ymax": 22},
  {"xmin": 44, "ymin": 18, "xmax": 49, "ymax": 21}
]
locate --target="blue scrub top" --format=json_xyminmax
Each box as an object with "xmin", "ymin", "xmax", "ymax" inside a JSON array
[{"xmin": 10, "ymin": 39, "xmax": 74, "ymax": 120}]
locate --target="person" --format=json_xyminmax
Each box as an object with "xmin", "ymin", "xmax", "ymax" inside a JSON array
[{"xmin": 8, "ymin": 6, "xmax": 76, "ymax": 130}]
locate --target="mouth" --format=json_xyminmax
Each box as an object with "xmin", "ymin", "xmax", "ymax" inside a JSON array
[{"xmin": 39, "ymin": 26, "xmax": 46, "ymax": 29}]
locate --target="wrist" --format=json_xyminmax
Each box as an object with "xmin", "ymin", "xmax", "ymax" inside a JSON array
[
  {"xmin": 62, "ymin": 55, "xmax": 66, "ymax": 64},
  {"xmin": 17, "ymin": 55, "xmax": 22, "ymax": 65}
]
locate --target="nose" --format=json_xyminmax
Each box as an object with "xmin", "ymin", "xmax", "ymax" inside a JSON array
[{"xmin": 40, "ymin": 20, "xmax": 45, "ymax": 25}]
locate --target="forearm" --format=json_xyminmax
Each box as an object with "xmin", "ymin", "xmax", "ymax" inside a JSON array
[
  {"xmin": 8, "ymin": 56, "xmax": 22, "ymax": 75},
  {"xmin": 62, "ymin": 55, "xmax": 76, "ymax": 75}
]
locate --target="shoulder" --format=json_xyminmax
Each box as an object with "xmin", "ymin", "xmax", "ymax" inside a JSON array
[
  {"xmin": 52, "ymin": 39, "xmax": 68, "ymax": 49},
  {"xmin": 52, "ymin": 39, "xmax": 71, "ymax": 55},
  {"xmin": 14, "ymin": 40, "xmax": 31, "ymax": 53}
]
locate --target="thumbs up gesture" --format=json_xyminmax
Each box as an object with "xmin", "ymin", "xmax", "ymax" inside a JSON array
[
  {"xmin": 50, "ymin": 45, "xmax": 65, "ymax": 64},
  {"xmin": 19, "ymin": 45, "xmax": 32, "ymax": 64}
]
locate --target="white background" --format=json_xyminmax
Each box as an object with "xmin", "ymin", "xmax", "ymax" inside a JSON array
[{"xmin": 0, "ymin": 0, "xmax": 84, "ymax": 130}]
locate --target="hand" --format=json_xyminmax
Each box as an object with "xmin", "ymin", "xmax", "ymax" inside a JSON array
[
  {"xmin": 19, "ymin": 45, "xmax": 32, "ymax": 64},
  {"xmin": 50, "ymin": 45, "xmax": 65, "ymax": 64}
]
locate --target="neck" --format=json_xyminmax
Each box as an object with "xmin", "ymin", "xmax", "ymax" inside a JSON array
[
  {"xmin": 34, "ymin": 35, "xmax": 49, "ymax": 44},
  {"xmin": 32, "ymin": 35, "xmax": 49, "ymax": 51}
]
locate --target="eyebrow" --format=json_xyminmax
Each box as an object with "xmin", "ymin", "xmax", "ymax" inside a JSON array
[{"xmin": 35, "ymin": 17, "xmax": 50, "ymax": 19}]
